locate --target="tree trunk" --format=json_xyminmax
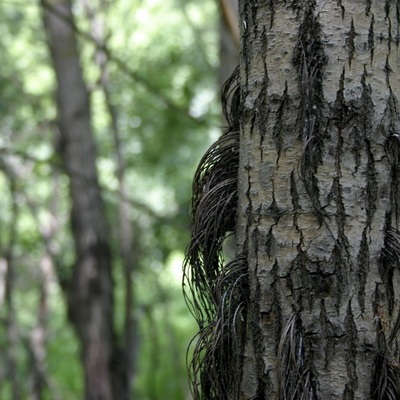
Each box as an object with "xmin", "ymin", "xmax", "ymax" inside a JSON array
[
  {"xmin": 80, "ymin": 0, "xmax": 137, "ymax": 394},
  {"xmin": 186, "ymin": 1, "xmax": 400, "ymax": 399},
  {"xmin": 5, "ymin": 179, "xmax": 21, "ymax": 400},
  {"xmin": 238, "ymin": 1, "xmax": 400, "ymax": 398},
  {"xmin": 41, "ymin": 1, "xmax": 127, "ymax": 398},
  {"xmin": 219, "ymin": 0, "xmax": 239, "ymax": 89}
]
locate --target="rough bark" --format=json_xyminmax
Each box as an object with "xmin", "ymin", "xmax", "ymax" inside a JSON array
[
  {"xmin": 41, "ymin": 1, "xmax": 126, "ymax": 399},
  {"xmin": 238, "ymin": 1, "xmax": 400, "ymax": 399},
  {"xmin": 185, "ymin": 0, "xmax": 400, "ymax": 399}
]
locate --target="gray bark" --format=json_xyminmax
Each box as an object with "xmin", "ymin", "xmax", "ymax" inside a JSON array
[
  {"xmin": 238, "ymin": 1, "xmax": 400, "ymax": 398},
  {"xmin": 185, "ymin": 0, "xmax": 400, "ymax": 399}
]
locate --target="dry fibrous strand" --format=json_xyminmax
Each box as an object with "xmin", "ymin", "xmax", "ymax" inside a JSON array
[
  {"xmin": 371, "ymin": 316, "xmax": 400, "ymax": 400},
  {"xmin": 277, "ymin": 313, "xmax": 317, "ymax": 400},
  {"xmin": 184, "ymin": 67, "xmax": 240, "ymax": 326},
  {"xmin": 183, "ymin": 67, "xmax": 247, "ymax": 400}
]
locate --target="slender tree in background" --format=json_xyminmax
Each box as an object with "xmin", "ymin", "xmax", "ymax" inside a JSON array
[
  {"xmin": 41, "ymin": 1, "xmax": 129, "ymax": 399},
  {"xmin": 218, "ymin": 0, "xmax": 239, "ymax": 87},
  {"xmin": 28, "ymin": 200, "xmax": 62, "ymax": 400},
  {"xmin": 185, "ymin": 1, "xmax": 400, "ymax": 398},
  {"xmin": 80, "ymin": 0, "xmax": 137, "ymax": 392},
  {"xmin": 3, "ymin": 178, "xmax": 21, "ymax": 400}
]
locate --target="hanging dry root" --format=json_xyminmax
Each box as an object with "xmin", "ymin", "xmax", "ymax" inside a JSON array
[
  {"xmin": 371, "ymin": 313, "xmax": 400, "ymax": 400},
  {"xmin": 183, "ymin": 67, "xmax": 248, "ymax": 400},
  {"xmin": 277, "ymin": 313, "xmax": 317, "ymax": 400}
]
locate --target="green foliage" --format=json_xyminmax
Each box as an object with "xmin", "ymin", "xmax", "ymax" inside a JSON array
[
  {"xmin": 0, "ymin": 0, "xmax": 221, "ymax": 398},
  {"xmin": 133, "ymin": 254, "xmax": 197, "ymax": 400}
]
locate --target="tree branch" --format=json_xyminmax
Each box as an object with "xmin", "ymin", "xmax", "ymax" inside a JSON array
[{"xmin": 40, "ymin": 0, "xmax": 210, "ymax": 126}]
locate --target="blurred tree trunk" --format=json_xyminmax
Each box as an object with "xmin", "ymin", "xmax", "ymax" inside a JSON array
[
  {"xmin": 218, "ymin": 0, "xmax": 239, "ymax": 93},
  {"xmin": 4, "ymin": 179, "xmax": 21, "ymax": 400},
  {"xmin": 80, "ymin": 0, "xmax": 137, "ymax": 392},
  {"xmin": 41, "ymin": 1, "xmax": 129, "ymax": 399},
  {"xmin": 28, "ymin": 191, "xmax": 62, "ymax": 400},
  {"xmin": 28, "ymin": 253, "xmax": 61, "ymax": 400},
  {"xmin": 186, "ymin": 1, "xmax": 400, "ymax": 399}
]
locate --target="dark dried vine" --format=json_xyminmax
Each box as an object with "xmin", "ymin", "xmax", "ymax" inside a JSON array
[
  {"xmin": 371, "ymin": 315, "xmax": 400, "ymax": 400},
  {"xmin": 277, "ymin": 313, "xmax": 317, "ymax": 400},
  {"xmin": 372, "ymin": 222, "xmax": 400, "ymax": 399},
  {"xmin": 183, "ymin": 67, "xmax": 248, "ymax": 399}
]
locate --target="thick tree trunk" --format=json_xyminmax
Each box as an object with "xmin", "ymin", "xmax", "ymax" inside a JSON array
[
  {"xmin": 185, "ymin": 1, "xmax": 400, "ymax": 399},
  {"xmin": 237, "ymin": 1, "xmax": 400, "ymax": 398},
  {"xmin": 41, "ymin": 1, "xmax": 127, "ymax": 399}
]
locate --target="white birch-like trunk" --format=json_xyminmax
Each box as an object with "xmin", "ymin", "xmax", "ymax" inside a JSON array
[{"xmin": 237, "ymin": 0, "xmax": 400, "ymax": 398}]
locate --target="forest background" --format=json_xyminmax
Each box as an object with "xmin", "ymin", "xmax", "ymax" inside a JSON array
[{"xmin": 0, "ymin": 0, "xmax": 238, "ymax": 399}]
